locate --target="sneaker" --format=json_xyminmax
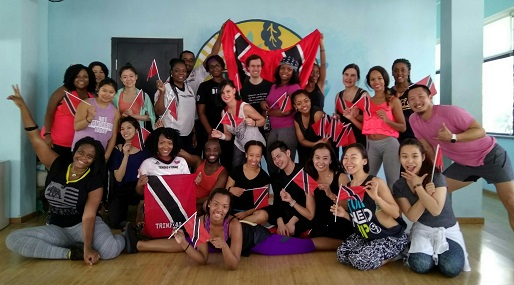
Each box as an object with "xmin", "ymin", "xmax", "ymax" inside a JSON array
[
  {"xmin": 124, "ymin": 222, "xmax": 138, "ymax": 254},
  {"xmin": 68, "ymin": 243, "xmax": 84, "ymax": 260}
]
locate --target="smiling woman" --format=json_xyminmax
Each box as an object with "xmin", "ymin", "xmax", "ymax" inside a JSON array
[{"xmin": 6, "ymin": 85, "xmax": 131, "ymax": 264}]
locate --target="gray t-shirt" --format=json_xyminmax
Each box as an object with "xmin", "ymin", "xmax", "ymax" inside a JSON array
[{"xmin": 393, "ymin": 172, "xmax": 456, "ymax": 228}]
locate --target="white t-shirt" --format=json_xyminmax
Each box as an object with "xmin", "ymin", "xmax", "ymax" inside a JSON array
[
  {"xmin": 186, "ymin": 65, "xmax": 209, "ymax": 95},
  {"xmin": 139, "ymin": 156, "xmax": 190, "ymax": 176},
  {"xmin": 154, "ymin": 83, "xmax": 196, "ymax": 136}
]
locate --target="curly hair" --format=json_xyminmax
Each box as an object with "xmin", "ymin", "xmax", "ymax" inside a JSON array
[
  {"xmin": 72, "ymin": 136, "xmax": 106, "ymax": 180},
  {"xmin": 144, "ymin": 127, "xmax": 182, "ymax": 159},
  {"xmin": 273, "ymin": 64, "xmax": 300, "ymax": 85},
  {"xmin": 63, "ymin": 64, "xmax": 96, "ymax": 93}
]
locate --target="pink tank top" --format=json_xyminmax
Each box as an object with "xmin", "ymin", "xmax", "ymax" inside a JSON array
[{"xmin": 362, "ymin": 101, "xmax": 399, "ymax": 138}]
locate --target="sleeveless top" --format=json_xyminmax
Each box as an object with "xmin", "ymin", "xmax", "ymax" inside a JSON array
[
  {"xmin": 336, "ymin": 88, "xmax": 367, "ymax": 146},
  {"xmin": 305, "ymin": 84, "xmax": 324, "ymax": 109},
  {"xmin": 346, "ymin": 175, "xmax": 406, "ymax": 240},
  {"xmin": 225, "ymin": 102, "xmax": 266, "ymax": 151},
  {"xmin": 72, "ymin": 98, "xmax": 116, "ymax": 149},
  {"xmin": 361, "ymin": 101, "xmax": 399, "ymax": 138},
  {"xmin": 294, "ymin": 106, "xmax": 322, "ymax": 165},
  {"xmin": 51, "ymin": 91, "xmax": 94, "ymax": 147},
  {"xmin": 195, "ymin": 161, "xmax": 225, "ymax": 199},
  {"xmin": 205, "ymin": 216, "xmax": 232, "ymax": 251}
]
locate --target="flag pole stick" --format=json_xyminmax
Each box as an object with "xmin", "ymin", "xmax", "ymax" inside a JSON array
[
  {"xmin": 430, "ymin": 144, "xmax": 439, "ymax": 182},
  {"xmin": 168, "ymin": 212, "xmax": 197, "ymax": 239},
  {"xmin": 65, "ymin": 91, "xmax": 91, "ymax": 106},
  {"xmin": 154, "ymin": 59, "xmax": 161, "ymax": 81},
  {"xmin": 334, "ymin": 185, "xmax": 341, "ymax": 222},
  {"xmin": 128, "ymin": 89, "xmax": 143, "ymax": 110}
]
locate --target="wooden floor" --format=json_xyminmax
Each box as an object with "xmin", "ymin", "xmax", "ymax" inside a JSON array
[{"xmin": 1, "ymin": 192, "xmax": 513, "ymax": 285}]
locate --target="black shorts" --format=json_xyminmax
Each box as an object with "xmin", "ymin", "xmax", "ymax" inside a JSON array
[{"xmin": 444, "ymin": 143, "xmax": 514, "ymax": 184}]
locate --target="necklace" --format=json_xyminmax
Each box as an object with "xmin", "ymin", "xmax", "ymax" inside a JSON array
[{"xmin": 66, "ymin": 164, "xmax": 90, "ymax": 184}]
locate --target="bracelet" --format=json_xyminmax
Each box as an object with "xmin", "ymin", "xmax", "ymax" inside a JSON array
[
  {"xmin": 413, "ymin": 183, "xmax": 423, "ymax": 189},
  {"xmin": 86, "ymin": 117, "xmax": 92, "ymax": 123},
  {"xmin": 228, "ymin": 186, "xmax": 232, "ymax": 191},
  {"xmin": 24, "ymin": 125, "xmax": 38, "ymax": 131},
  {"xmin": 44, "ymin": 132, "xmax": 51, "ymax": 136},
  {"xmin": 289, "ymin": 200, "xmax": 296, "ymax": 207},
  {"xmin": 220, "ymin": 133, "xmax": 226, "ymax": 140},
  {"xmin": 320, "ymin": 49, "xmax": 325, "ymax": 52},
  {"xmin": 184, "ymin": 243, "xmax": 190, "ymax": 252}
]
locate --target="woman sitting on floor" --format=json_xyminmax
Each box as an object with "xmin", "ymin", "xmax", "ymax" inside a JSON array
[
  {"xmin": 332, "ymin": 143, "xmax": 408, "ymax": 270},
  {"xmin": 393, "ymin": 138, "xmax": 470, "ymax": 277},
  {"xmin": 6, "ymin": 85, "xmax": 135, "ymax": 265}
]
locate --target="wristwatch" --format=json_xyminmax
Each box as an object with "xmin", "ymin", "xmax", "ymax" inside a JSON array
[{"xmin": 450, "ymin": 133, "xmax": 457, "ymax": 143}]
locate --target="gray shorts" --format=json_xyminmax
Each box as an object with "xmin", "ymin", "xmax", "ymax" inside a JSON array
[{"xmin": 444, "ymin": 143, "xmax": 514, "ymax": 184}]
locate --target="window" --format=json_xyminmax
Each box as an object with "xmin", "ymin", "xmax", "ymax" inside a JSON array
[
  {"xmin": 435, "ymin": 13, "xmax": 514, "ymax": 134},
  {"xmin": 482, "ymin": 14, "xmax": 513, "ymax": 134}
]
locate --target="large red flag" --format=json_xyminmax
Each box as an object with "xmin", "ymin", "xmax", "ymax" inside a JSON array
[
  {"xmin": 290, "ymin": 168, "xmax": 318, "ymax": 195},
  {"xmin": 147, "ymin": 59, "xmax": 160, "ymax": 81},
  {"xmin": 143, "ymin": 174, "xmax": 196, "ymax": 238},
  {"xmin": 219, "ymin": 111, "xmax": 243, "ymax": 128},
  {"xmin": 222, "ymin": 19, "xmax": 321, "ymax": 88},
  {"xmin": 311, "ymin": 115, "xmax": 330, "ymax": 138},
  {"xmin": 182, "ymin": 212, "xmax": 210, "ymax": 248},
  {"xmin": 338, "ymin": 185, "xmax": 366, "ymax": 202},
  {"xmin": 130, "ymin": 126, "xmax": 151, "ymax": 150},
  {"xmin": 414, "ymin": 75, "xmax": 437, "ymax": 95},
  {"xmin": 246, "ymin": 186, "xmax": 269, "ymax": 210}
]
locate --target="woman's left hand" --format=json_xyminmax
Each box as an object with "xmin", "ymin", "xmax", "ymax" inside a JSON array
[
  {"xmin": 209, "ymin": 236, "xmax": 228, "ymax": 249},
  {"xmin": 84, "ymin": 247, "xmax": 100, "ymax": 265},
  {"xmin": 376, "ymin": 109, "xmax": 388, "ymax": 122},
  {"xmin": 280, "ymin": 189, "xmax": 292, "ymax": 203},
  {"xmin": 365, "ymin": 178, "xmax": 380, "ymax": 200},
  {"xmin": 425, "ymin": 182, "xmax": 436, "ymax": 196},
  {"xmin": 244, "ymin": 118, "xmax": 256, "ymax": 127}
]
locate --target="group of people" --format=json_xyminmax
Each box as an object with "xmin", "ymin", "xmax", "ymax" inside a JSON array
[{"xmin": 4, "ymin": 22, "xmax": 514, "ymax": 277}]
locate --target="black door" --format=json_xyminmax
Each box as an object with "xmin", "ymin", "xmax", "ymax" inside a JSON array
[{"xmin": 111, "ymin": 38, "xmax": 183, "ymax": 105}]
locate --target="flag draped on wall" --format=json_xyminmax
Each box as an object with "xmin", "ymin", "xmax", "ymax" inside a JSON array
[
  {"xmin": 143, "ymin": 174, "xmax": 196, "ymax": 238},
  {"xmin": 222, "ymin": 19, "xmax": 321, "ymax": 89}
]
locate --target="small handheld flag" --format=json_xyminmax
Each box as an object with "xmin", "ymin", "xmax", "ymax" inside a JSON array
[
  {"xmin": 269, "ymin": 92, "xmax": 293, "ymax": 113},
  {"xmin": 311, "ymin": 115, "xmax": 330, "ymax": 138},
  {"xmin": 164, "ymin": 96, "xmax": 178, "ymax": 120},
  {"xmin": 63, "ymin": 91, "xmax": 91, "ymax": 116},
  {"xmin": 413, "ymin": 75, "xmax": 437, "ymax": 95},
  {"xmin": 216, "ymin": 112, "xmax": 243, "ymax": 129},
  {"xmin": 245, "ymin": 186, "xmax": 269, "ymax": 210},
  {"xmin": 147, "ymin": 59, "xmax": 161, "ymax": 81},
  {"xmin": 130, "ymin": 127, "xmax": 151, "ymax": 150},
  {"xmin": 284, "ymin": 168, "xmax": 318, "ymax": 195},
  {"xmin": 128, "ymin": 89, "xmax": 145, "ymax": 111},
  {"xmin": 431, "ymin": 144, "xmax": 444, "ymax": 182}
]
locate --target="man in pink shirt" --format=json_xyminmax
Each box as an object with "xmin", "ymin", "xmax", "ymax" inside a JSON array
[{"xmin": 407, "ymin": 84, "xmax": 514, "ymax": 230}]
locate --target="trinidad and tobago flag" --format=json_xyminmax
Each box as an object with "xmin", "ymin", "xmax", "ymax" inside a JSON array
[
  {"xmin": 130, "ymin": 127, "xmax": 151, "ymax": 150},
  {"xmin": 222, "ymin": 19, "xmax": 321, "ymax": 89},
  {"xmin": 335, "ymin": 124, "xmax": 357, "ymax": 148},
  {"xmin": 353, "ymin": 95, "xmax": 378, "ymax": 117},
  {"xmin": 311, "ymin": 114, "xmax": 330, "ymax": 138},
  {"xmin": 246, "ymin": 186, "xmax": 269, "ymax": 210},
  {"xmin": 166, "ymin": 96, "xmax": 178, "ymax": 120},
  {"xmin": 413, "ymin": 75, "xmax": 437, "ymax": 95},
  {"xmin": 289, "ymin": 168, "xmax": 318, "ymax": 195},
  {"xmin": 219, "ymin": 111, "xmax": 243, "ymax": 128},
  {"xmin": 143, "ymin": 174, "xmax": 196, "ymax": 238},
  {"xmin": 182, "ymin": 212, "xmax": 210, "ymax": 248},
  {"xmin": 62, "ymin": 91, "xmax": 89, "ymax": 116},
  {"xmin": 271, "ymin": 92, "xmax": 293, "ymax": 113},
  {"xmin": 337, "ymin": 185, "xmax": 366, "ymax": 202}
]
